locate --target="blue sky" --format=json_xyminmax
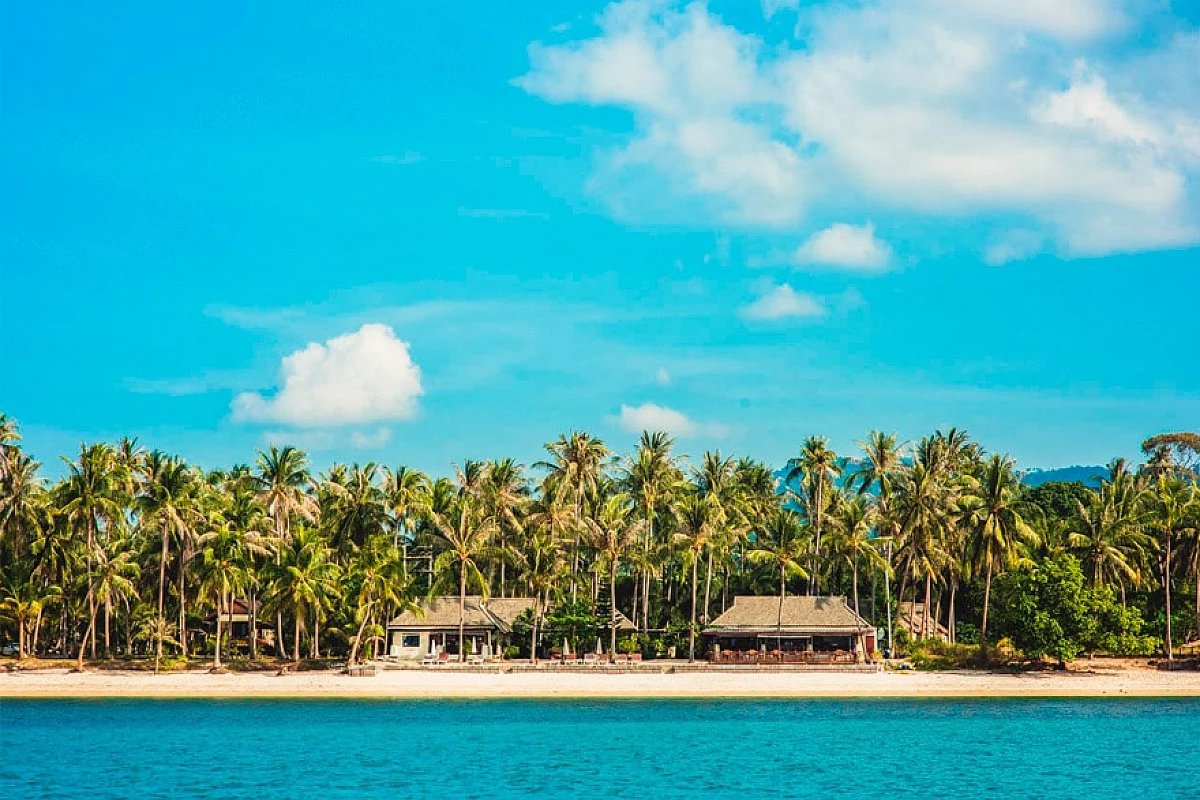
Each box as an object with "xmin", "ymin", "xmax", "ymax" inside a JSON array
[{"xmin": 3, "ymin": 0, "xmax": 1199, "ymax": 478}]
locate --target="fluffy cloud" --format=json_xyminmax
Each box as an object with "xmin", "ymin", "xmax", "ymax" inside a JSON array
[
  {"xmin": 740, "ymin": 284, "xmax": 826, "ymax": 321},
  {"xmin": 232, "ymin": 324, "xmax": 423, "ymax": 427},
  {"xmin": 615, "ymin": 402, "xmax": 725, "ymax": 438},
  {"xmin": 794, "ymin": 223, "xmax": 892, "ymax": 271},
  {"xmin": 518, "ymin": 0, "xmax": 1200, "ymax": 257}
]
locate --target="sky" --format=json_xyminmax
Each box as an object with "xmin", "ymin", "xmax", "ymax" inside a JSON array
[{"xmin": 2, "ymin": 0, "xmax": 1199, "ymax": 478}]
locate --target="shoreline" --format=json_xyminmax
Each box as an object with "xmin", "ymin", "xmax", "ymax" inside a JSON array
[{"xmin": 4, "ymin": 667, "xmax": 1199, "ymax": 699}]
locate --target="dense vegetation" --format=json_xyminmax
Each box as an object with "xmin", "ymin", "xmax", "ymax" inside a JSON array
[{"xmin": 1, "ymin": 414, "xmax": 1197, "ymax": 668}]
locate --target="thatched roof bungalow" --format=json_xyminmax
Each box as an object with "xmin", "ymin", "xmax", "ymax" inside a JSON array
[{"xmin": 704, "ymin": 596, "xmax": 876, "ymax": 663}]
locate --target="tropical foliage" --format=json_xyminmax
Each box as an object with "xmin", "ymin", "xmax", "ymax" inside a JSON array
[{"xmin": 1, "ymin": 413, "xmax": 1197, "ymax": 666}]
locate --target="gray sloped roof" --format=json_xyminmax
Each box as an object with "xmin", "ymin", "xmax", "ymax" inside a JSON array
[
  {"xmin": 387, "ymin": 596, "xmax": 536, "ymax": 632},
  {"xmin": 704, "ymin": 596, "xmax": 872, "ymax": 634}
]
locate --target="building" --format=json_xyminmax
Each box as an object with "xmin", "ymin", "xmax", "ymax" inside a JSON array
[
  {"xmin": 897, "ymin": 601, "xmax": 950, "ymax": 642},
  {"xmin": 385, "ymin": 596, "xmax": 640, "ymax": 661},
  {"xmin": 386, "ymin": 596, "xmax": 536, "ymax": 660},
  {"xmin": 207, "ymin": 599, "xmax": 275, "ymax": 652},
  {"xmin": 704, "ymin": 595, "xmax": 876, "ymax": 663}
]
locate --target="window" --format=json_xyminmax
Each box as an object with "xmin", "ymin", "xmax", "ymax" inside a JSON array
[{"xmin": 402, "ymin": 635, "xmax": 421, "ymax": 648}]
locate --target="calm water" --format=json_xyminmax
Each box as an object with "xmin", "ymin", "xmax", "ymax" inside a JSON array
[{"xmin": 3, "ymin": 698, "xmax": 1198, "ymax": 799}]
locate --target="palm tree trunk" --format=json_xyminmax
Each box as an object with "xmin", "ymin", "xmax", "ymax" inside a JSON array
[
  {"xmin": 688, "ymin": 555, "xmax": 698, "ymax": 662},
  {"xmin": 702, "ymin": 551, "xmax": 714, "ymax": 624},
  {"xmin": 981, "ymin": 559, "xmax": 994, "ymax": 645},
  {"xmin": 1164, "ymin": 534, "xmax": 1173, "ymax": 661},
  {"xmin": 249, "ymin": 583, "xmax": 258, "ymax": 660},
  {"xmin": 349, "ymin": 603, "xmax": 371, "ymax": 665},
  {"xmin": 312, "ymin": 614, "xmax": 321, "ymax": 659},
  {"xmin": 778, "ymin": 564, "xmax": 786, "ymax": 656},
  {"xmin": 177, "ymin": 551, "xmax": 188, "ymax": 658},
  {"xmin": 884, "ymin": 543, "xmax": 893, "ymax": 653},
  {"xmin": 157, "ymin": 527, "xmax": 169, "ymax": 669},
  {"xmin": 609, "ymin": 559, "xmax": 618, "ymax": 661},
  {"xmin": 530, "ymin": 596, "xmax": 541, "ymax": 665},
  {"xmin": 921, "ymin": 575, "xmax": 931, "ymax": 640},
  {"xmin": 852, "ymin": 561, "xmax": 860, "ymax": 617},
  {"xmin": 214, "ymin": 589, "xmax": 224, "ymax": 669},
  {"xmin": 459, "ymin": 557, "xmax": 467, "ymax": 663},
  {"xmin": 76, "ymin": 603, "xmax": 97, "ymax": 672},
  {"xmin": 947, "ymin": 577, "xmax": 957, "ymax": 644},
  {"xmin": 104, "ymin": 598, "xmax": 111, "ymax": 659},
  {"xmin": 293, "ymin": 616, "xmax": 301, "ymax": 664}
]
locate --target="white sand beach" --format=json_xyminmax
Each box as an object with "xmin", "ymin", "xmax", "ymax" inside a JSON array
[{"xmin": 4, "ymin": 666, "xmax": 1199, "ymax": 699}]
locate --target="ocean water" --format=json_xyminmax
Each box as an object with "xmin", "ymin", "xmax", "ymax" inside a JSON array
[{"xmin": 2, "ymin": 698, "xmax": 1198, "ymax": 799}]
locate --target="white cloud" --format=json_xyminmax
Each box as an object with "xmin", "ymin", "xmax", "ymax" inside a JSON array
[
  {"xmin": 740, "ymin": 284, "xmax": 826, "ymax": 321},
  {"xmin": 232, "ymin": 324, "xmax": 423, "ymax": 427},
  {"xmin": 984, "ymin": 229, "xmax": 1046, "ymax": 265},
  {"xmin": 615, "ymin": 402, "xmax": 725, "ymax": 438},
  {"xmin": 794, "ymin": 223, "xmax": 892, "ymax": 271},
  {"xmin": 518, "ymin": 0, "xmax": 1200, "ymax": 257},
  {"xmin": 350, "ymin": 427, "xmax": 393, "ymax": 448}
]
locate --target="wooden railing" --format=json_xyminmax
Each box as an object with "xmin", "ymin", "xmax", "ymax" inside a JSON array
[{"xmin": 711, "ymin": 650, "xmax": 858, "ymax": 665}]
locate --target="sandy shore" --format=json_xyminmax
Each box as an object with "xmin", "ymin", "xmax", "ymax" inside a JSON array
[{"xmin": 3, "ymin": 666, "xmax": 1199, "ymax": 699}]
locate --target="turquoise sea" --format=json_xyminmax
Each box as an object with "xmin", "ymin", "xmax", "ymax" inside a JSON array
[{"xmin": 2, "ymin": 698, "xmax": 1198, "ymax": 799}]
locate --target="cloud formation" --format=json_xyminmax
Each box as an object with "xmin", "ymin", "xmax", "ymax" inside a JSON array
[
  {"xmin": 740, "ymin": 284, "xmax": 826, "ymax": 321},
  {"xmin": 794, "ymin": 223, "xmax": 891, "ymax": 271},
  {"xmin": 615, "ymin": 402, "xmax": 725, "ymax": 438},
  {"xmin": 518, "ymin": 0, "xmax": 1200, "ymax": 257},
  {"xmin": 232, "ymin": 324, "xmax": 423, "ymax": 427}
]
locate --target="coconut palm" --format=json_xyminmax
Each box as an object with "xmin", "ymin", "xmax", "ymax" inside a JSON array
[
  {"xmin": 855, "ymin": 431, "xmax": 906, "ymax": 644},
  {"xmin": 266, "ymin": 527, "xmax": 340, "ymax": 662},
  {"xmin": 196, "ymin": 519, "xmax": 266, "ymax": 668},
  {"xmin": 483, "ymin": 458, "xmax": 530, "ymax": 596},
  {"xmin": 746, "ymin": 508, "xmax": 811, "ymax": 646},
  {"xmin": 57, "ymin": 443, "xmax": 127, "ymax": 658},
  {"xmin": 672, "ymin": 493, "xmax": 720, "ymax": 662},
  {"xmin": 346, "ymin": 538, "xmax": 417, "ymax": 664},
  {"xmin": 582, "ymin": 492, "xmax": 646, "ymax": 658},
  {"xmin": 75, "ymin": 543, "xmax": 139, "ymax": 670},
  {"xmin": 136, "ymin": 451, "xmax": 201, "ymax": 665},
  {"xmin": 384, "ymin": 465, "xmax": 431, "ymax": 555},
  {"xmin": 784, "ymin": 436, "xmax": 841, "ymax": 593},
  {"xmin": 0, "ymin": 575, "xmax": 61, "ymax": 658},
  {"xmin": 1067, "ymin": 482, "xmax": 1152, "ymax": 592},
  {"xmin": 962, "ymin": 454, "xmax": 1039, "ymax": 644},
  {"xmin": 539, "ymin": 431, "xmax": 610, "ymax": 600},
  {"xmin": 1144, "ymin": 476, "xmax": 1198, "ymax": 659},
  {"xmin": 826, "ymin": 492, "xmax": 891, "ymax": 617},
  {"xmin": 620, "ymin": 431, "xmax": 683, "ymax": 631},
  {"xmin": 322, "ymin": 463, "xmax": 389, "ymax": 555},
  {"xmin": 429, "ymin": 496, "xmax": 498, "ymax": 661},
  {"xmin": 513, "ymin": 525, "xmax": 566, "ymax": 663}
]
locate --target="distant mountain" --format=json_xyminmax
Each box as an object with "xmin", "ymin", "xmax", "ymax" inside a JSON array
[{"xmin": 1021, "ymin": 465, "xmax": 1106, "ymax": 488}]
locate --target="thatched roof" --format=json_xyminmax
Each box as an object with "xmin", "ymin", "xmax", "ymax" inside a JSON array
[
  {"xmin": 898, "ymin": 602, "xmax": 950, "ymax": 641},
  {"xmin": 387, "ymin": 597, "xmax": 638, "ymax": 633},
  {"xmin": 704, "ymin": 596, "xmax": 873, "ymax": 635},
  {"xmin": 387, "ymin": 596, "xmax": 536, "ymax": 633}
]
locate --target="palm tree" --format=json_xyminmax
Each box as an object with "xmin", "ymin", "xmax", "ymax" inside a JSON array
[
  {"xmin": 384, "ymin": 465, "xmax": 431, "ymax": 559},
  {"xmin": 746, "ymin": 508, "xmax": 811, "ymax": 648},
  {"xmin": 196, "ymin": 520, "xmax": 262, "ymax": 669},
  {"xmin": 513, "ymin": 525, "xmax": 566, "ymax": 663},
  {"xmin": 539, "ymin": 431, "xmax": 609, "ymax": 601},
  {"xmin": 266, "ymin": 527, "xmax": 340, "ymax": 662},
  {"xmin": 893, "ymin": 463, "xmax": 955, "ymax": 641},
  {"xmin": 963, "ymin": 454, "xmax": 1039, "ymax": 645},
  {"xmin": 429, "ymin": 496, "xmax": 498, "ymax": 661},
  {"xmin": 322, "ymin": 463, "xmax": 389, "ymax": 555},
  {"xmin": 785, "ymin": 436, "xmax": 841, "ymax": 593},
  {"xmin": 855, "ymin": 431, "xmax": 906, "ymax": 646},
  {"xmin": 0, "ymin": 576, "xmax": 61, "ymax": 659},
  {"xmin": 136, "ymin": 451, "xmax": 201, "ymax": 666},
  {"xmin": 1066, "ymin": 483, "xmax": 1151, "ymax": 592},
  {"xmin": 582, "ymin": 492, "xmax": 645, "ymax": 658},
  {"xmin": 347, "ymin": 538, "xmax": 417, "ymax": 664},
  {"xmin": 254, "ymin": 445, "xmax": 315, "ymax": 657},
  {"xmin": 75, "ymin": 543, "xmax": 139, "ymax": 671},
  {"xmin": 483, "ymin": 458, "xmax": 529, "ymax": 596},
  {"xmin": 621, "ymin": 431, "xmax": 682, "ymax": 632},
  {"xmin": 1144, "ymin": 476, "xmax": 1198, "ymax": 660},
  {"xmin": 826, "ymin": 492, "xmax": 890, "ymax": 617},
  {"xmin": 57, "ymin": 443, "xmax": 126, "ymax": 658},
  {"xmin": 672, "ymin": 493, "xmax": 719, "ymax": 662}
]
